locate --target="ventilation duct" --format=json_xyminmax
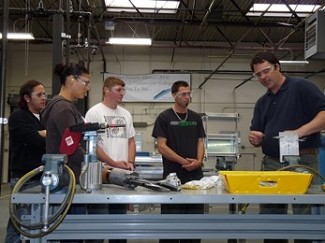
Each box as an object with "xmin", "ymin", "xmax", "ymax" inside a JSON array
[{"xmin": 305, "ymin": 10, "xmax": 325, "ymax": 59}]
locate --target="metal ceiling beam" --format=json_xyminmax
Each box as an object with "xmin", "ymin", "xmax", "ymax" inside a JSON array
[
  {"xmin": 152, "ymin": 69, "xmax": 322, "ymax": 75},
  {"xmin": 128, "ymin": 0, "xmax": 143, "ymax": 17},
  {"xmin": 98, "ymin": 17, "xmax": 300, "ymax": 29},
  {"xmin": 281, "ymin": 0, "xmax": 302, "ymax": 22},
  {"xmin": 3, "ymin": 8, "xmax": 303, "ymax": 28},
  {"xmin": 229, "ymin": 0, "xmax": 274, "ymax": 44},
  {"xmin": 198, "ymin": 0, "xmax": 276, "ymax": 89},
  {"xmin": 276, "ymin": 2, "xmax": 325, "ymax": 49},
  {"xmin": 213, "ymin": 25, "xmax": 234, "ymax": 49}
]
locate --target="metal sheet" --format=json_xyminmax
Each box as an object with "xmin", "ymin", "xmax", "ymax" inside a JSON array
[{"xmin": 11, "ymin": 185, "xmax": 325, "ymax": 204}]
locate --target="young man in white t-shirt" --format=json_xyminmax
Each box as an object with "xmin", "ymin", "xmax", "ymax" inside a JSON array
[{"xmin": 85, "ymin": 76, "xmax": 136, "ymax": 243}]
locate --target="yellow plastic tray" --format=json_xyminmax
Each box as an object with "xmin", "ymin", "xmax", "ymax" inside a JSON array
[{"xmin": 219, "ymin": 171, "xmax": 313, "ymax": 194}]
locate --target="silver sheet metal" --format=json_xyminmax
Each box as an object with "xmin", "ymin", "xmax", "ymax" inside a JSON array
[{"xmin": 11, "ymin": 184, "xmax": 325, "ymax": 204}]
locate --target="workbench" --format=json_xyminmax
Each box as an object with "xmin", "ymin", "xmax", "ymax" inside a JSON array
[{"xmin": 11, "ymin": 185, "xmax": 325, "ymax": 242}]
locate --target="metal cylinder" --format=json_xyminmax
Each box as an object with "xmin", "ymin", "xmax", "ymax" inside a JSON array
[
  {"xmin": 83, "ymin": 161, "xmax": 102, "ymax": 190},
  {"xmin": 109, "ymin": 168, "xmax": 138, "ymax": 188}
]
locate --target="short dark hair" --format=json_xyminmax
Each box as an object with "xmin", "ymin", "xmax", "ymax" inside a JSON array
[
  {"xmin": 53, "ymin": 63, "xmax": 89, "ymax": 85},
  {"xmin": 250, "ymin": 52, "xmax": 280, "ymax": 72},
  {"xmin": 171, "ymin": 80, "xmax": 189, "ymax": 94},
  {"xmin": 18, "ymin": 80, "xmax": 44, "ymax": 109}
]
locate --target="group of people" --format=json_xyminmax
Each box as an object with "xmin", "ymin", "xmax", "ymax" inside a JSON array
[{"xmin": 5, "ymin": 51, "xmax": 325, "ymax": 243}]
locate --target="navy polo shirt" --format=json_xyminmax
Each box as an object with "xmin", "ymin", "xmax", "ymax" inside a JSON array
[{"xmin": 250, "ymin": 77, "xmax": 325, "ymax": 158}]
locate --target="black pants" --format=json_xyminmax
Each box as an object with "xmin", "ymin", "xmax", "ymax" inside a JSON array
[{"xmin": 159, "ymin": 203, "xmax": 204, "ymax": 243}]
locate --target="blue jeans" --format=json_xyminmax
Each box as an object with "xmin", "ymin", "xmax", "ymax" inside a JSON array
[
  {"xmin": 5, "ymin": 178, "xmax": 40, "ymax": 243},
  {"xmin": 260, "ymin": 154, "xmax": 318, "ymax": 243}
]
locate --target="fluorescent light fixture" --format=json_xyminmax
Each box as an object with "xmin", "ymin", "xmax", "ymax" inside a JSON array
[
  {"xmin": 105, "ymin": 0, "xmax": 180, "ymax": 14},
  {"xmin": 247, "ymin": 3, "xmax": 321, "ymax": 17},
  {"xmin": 279, "ymin": 60, "xmax": 309, "ymax": 65},
  {"xmin": 0, "ymin": 32, "xmax": 35, "ymax": 40},
  {"xmin": 107, "ymin": 37, "xmax": 152, "ymax": 46}
]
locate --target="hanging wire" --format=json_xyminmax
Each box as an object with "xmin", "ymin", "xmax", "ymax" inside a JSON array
[{"xmin": 24, "ymin": 0, "xmax": 31, "ymax": 76}]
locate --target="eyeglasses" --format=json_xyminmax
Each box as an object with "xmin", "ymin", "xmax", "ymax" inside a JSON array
[
  {"xmin": 75, "ymin": 76, "xmax": 91, "ymax": 87},
  {"xmin": 111, "ymin": 86, "xmax": 126, "ymax": 94},
  {"xmin": 254, "ymin": 66, "xmax": 273, "ymax": 78},
  {"xmin": 176, "ymin": 92, "xmax": 192, "ymax": 98},
  {"xmin": 32, "ymin": 92, "xmax": 47, "ymax": 99}
]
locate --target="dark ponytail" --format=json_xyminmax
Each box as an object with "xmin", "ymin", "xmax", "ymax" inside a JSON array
[{"xmin": 53, "ymin": 63, "xmax": 90, "ymax": 85}]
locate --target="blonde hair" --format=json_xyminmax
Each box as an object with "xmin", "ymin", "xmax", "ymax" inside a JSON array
[{"xmin": 102, "ymin": 76, "xmax": 125, "ymax": 97}]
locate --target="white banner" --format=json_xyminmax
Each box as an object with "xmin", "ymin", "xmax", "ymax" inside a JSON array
[{"xmin": 104, "ymin": 73, "xmax": 191, "ymax": 102}]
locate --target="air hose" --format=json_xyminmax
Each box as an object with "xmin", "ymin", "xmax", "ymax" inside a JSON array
[
  {"xmin": 9, "ymin": 164, "xmax": 76, "ymax": 238},
  {"xmin": 239, "ymin": 164, "xmax": 325, "ymax": 214},
  {"xmin": 277, "ymin": 164, "xmax": 325, "ymax": 190}
]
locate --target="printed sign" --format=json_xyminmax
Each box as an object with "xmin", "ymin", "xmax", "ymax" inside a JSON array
[{"xmin": 104, "ymin": 73, "xmax": 191, "ymax": 102}]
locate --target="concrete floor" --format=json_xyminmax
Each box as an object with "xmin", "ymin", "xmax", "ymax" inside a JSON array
[{"xmin": 0, "ymin": 183, "xmax": 265, "ymax": 243}]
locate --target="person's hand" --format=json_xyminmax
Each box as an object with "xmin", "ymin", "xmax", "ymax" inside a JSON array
[
  {"xmin": 249, "ymin": 131, "xmax": 264, "ymax": 147},
  {"xmin": 116, "ymin": 161, "xmax": 134, "ymax": 171},
  {"xmin": 182, "ymin": 158, "xmax": 202, "ymax": 171},
  {"xmin": 127, "ymin": 162, "xmax": 135, "ymax": 171}
]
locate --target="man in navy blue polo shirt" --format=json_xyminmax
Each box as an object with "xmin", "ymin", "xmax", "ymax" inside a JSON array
[{"xmin": 248, "ymin": 51, "xmax": 325, "ymax": 243}]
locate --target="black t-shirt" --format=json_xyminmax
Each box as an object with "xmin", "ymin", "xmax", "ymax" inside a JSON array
[{"xmin": 152, "ymin": 108, "xmax": 206, "ymax": 183}]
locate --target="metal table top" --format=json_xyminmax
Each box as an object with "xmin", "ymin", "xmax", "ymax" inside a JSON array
[{"xmin": 11, "ymin": 184, "xmax": 325, "ymax": 205}]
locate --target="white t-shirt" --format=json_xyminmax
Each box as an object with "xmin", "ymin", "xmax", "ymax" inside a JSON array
[{"xmin": 85, "ymin": 103, "xmax": 135, "ymax": 162}]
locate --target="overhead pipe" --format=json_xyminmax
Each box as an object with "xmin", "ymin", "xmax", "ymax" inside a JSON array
[
  {"xmin": 198, "ymin": 0, "xmax": 271, "ymax": 89},
  {"xmin": 7, "ymin": 7, "xmax": 304, "ymax": 29},
  {"xmin": 2, "ymin": 5, "xmax": 111, "ymax": 74},
  {"xmin": 74, "ymin": 0, "xmax": 106, "ymax": 72},
  {"xmin": 198, "ymin": 51, "xmax": 234, "ymax": 89},
  {"xmin": 304, "ymin": 68, "xmax": 325, "ymax": 79},
  {"xmin": 65, "ymin": 0, "xmax": 71, "ymax": 63},
  {"xmin": 75, "ymin": 1, "xmax": 91, "ymax": 115},
  {"xmin": 81, "ymin": 0, "xmax": 107, "ymax": 72},
  {"xmin": 233, "ymin": 2, "xmax": 325, "ymax": 91},
  {"xmin": 52, "ymin": 14, "xmax": 64, "ymax": 95},
  {"xmin": 83, "ymin": 4, "xmax": 95, "ymax": 71},
  {"xmin": 230, "ymin": 0, "xmax": 274, "ymax": 45},
  {"xmin": 199, "ymin": 0, "xmax": 217, "ymax": 28},
  {"xmin": 190, "ymin": 0, "xmax": 196, "ymax": 22},
  {"xmin": 198, "ymin": 24, "xmax": 255, "ymax": 89},
  {"xmin": 152, "ymin": 69, "xmax": 319, "ymax": 75},
  {"xmin": 198, "ymin": 1, "xmax": 300, "ymax": 89},
  {"xmin": 233, "ymin": 75, "xmax": 254, "ymax": 90},
  {"xmin": 90, "ymin": 17, "xmax": 107, "ymax": 72},
  {"xmin": 281, "ymin": 0, "xmax": 302, "ymax": 22},
  {"xmin": 277, "ymin": 2, "xmax": 325, "ymax": 49}
]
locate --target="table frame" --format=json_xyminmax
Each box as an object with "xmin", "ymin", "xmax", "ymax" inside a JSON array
[{"xmin": 11, "ymin": 185, "xmax": 325, "ymax": 242}]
